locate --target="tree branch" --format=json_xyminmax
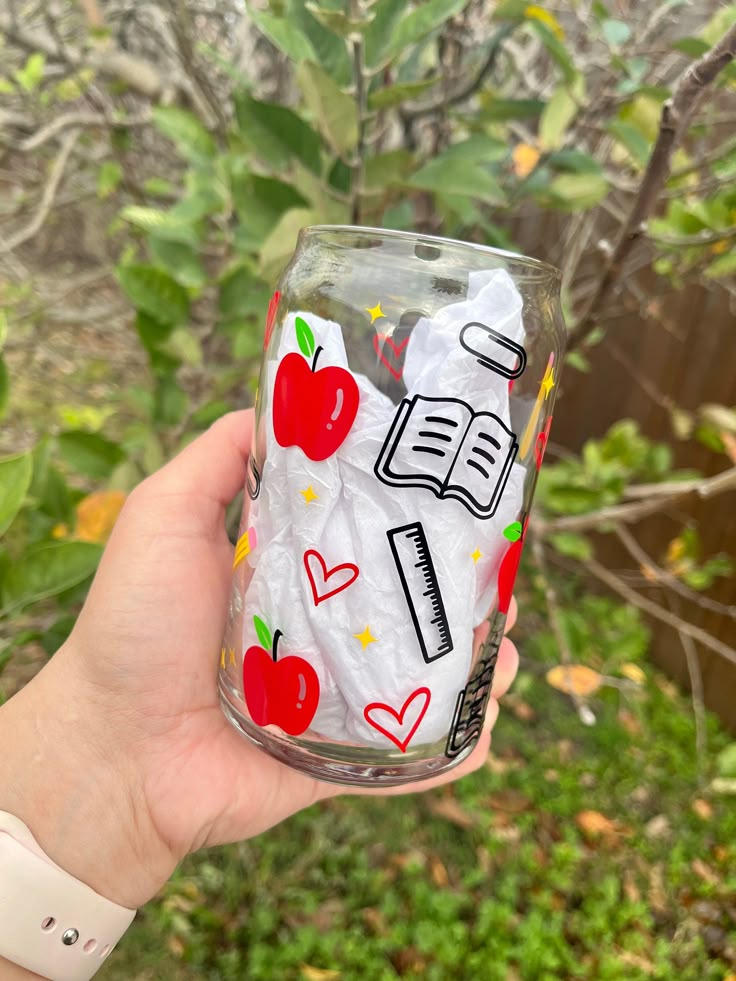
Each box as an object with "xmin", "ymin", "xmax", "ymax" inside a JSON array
[
  {"xmin": 0, "ymin": 10, "xmax": 189, "ymax": 107},
  {"xmin": 580, "ymin": 556, "xmax": 736, "ymax": 670},
  {"xmin": 614, "ymin": 524, "xmax": 736, "ymax": 621},
  {"xmin": 537, "ymin": 466, "xmax": 736, "ymax": 534},
  {"xmin": 568, "ymin": 23, "xmax": 736, "ymax": 350},
  {"xmin": 532, "ymin": 533, "xmax": 595, "ymax": 725},
  {"xmin": 15, "ymin": 109, "xmax": 151, "ymax": 151},
  {"xmin": 402, "ymin": 23, "xmax": 514, "ymax": 119},
  {"xmin": 0, "ymin": 128, "xmax": 80, "ymax": 254}
]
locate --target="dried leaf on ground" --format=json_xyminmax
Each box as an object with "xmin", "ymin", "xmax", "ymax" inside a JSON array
[
  {"xmin": 692, "ymin": 798, "xmax": 713, "ymax": 820},
  {"xmin": 546, "ymin": 664, "xmax": 603, "ymax": 697},
  {"xmin": 300, "ymin": 966, "xmax": 341, "ymax": 981},
  {"xmin": 427, "ymin": 795, "xmax": 476, "ymax": 829},
  {"xmin": 691, "ymin": 858, "xmax": 720, "ymax": 885},
  {"xmin": 645, "ymin": 814, "xmax": 671, "ymax": 839},
  {"xmin": 576, "ymin": 809, "xmax": 630, "ymax": 842},
  {"xmin": 488, "ymin": 789, "xmax": 533, "ymax": 814},
  {"xmin": 430, "ymin": 856, "xmax": 449, "ymax": 887}
]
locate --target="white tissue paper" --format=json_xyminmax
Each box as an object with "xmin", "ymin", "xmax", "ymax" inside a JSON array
[{"xmin": 243, "ymin": 268, "xmax": 527, "ymax": 748}]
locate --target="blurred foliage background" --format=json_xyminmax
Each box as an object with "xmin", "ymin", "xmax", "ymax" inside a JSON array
[{"xmin": 1, "ymin": 0, "xmax": 736, "ymax": 977}]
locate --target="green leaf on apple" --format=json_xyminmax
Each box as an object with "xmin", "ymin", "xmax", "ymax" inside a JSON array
[
  {"xmin": 254, "ymin": 615, "xmax": 272, "ymax": 650},
  {"xmin": 295, "ymin": 316, "xmax": 316, "ymax": 359},
  {"xmin": 503, "ymin": 521, "xmax": 523, "ymax": 542}
]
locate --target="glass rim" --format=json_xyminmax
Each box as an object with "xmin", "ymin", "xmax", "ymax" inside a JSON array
[{"xmin": 302, "ymin": 224, "xmax": 562, "ymax": 282}]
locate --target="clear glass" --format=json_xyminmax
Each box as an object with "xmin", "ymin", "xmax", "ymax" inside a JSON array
[{"xmin": 219, "ymin": 225, "xmax": 565, "ymax": 787}]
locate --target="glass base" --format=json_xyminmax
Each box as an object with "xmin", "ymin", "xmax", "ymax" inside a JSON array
[{"xmin": 218, "ymin": 675, "xmax": 475, "ymax": 788}]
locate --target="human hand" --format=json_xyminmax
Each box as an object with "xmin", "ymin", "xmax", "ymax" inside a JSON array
[{"xmin": 0, "ymin": 410, "xmax": 518, "ymax": 911}]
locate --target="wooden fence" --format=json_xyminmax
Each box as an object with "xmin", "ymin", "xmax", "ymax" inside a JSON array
[{"xmin": 538, "ymin": 266, "xmax": 736, "ymax": 730}]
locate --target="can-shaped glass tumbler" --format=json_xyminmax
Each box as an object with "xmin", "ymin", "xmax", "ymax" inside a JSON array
[{"xmin": 218, "ymin": 225, "xmax": 565, "ymax": 787}]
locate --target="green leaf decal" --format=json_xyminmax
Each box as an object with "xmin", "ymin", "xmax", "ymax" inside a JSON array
[
  {"xmin": 254, "ymin": 615, "xmax": 272, "ymax": 651},
  {"xmin": 295, "ymin": 316, "xmax": 316, "ymax": 359}
]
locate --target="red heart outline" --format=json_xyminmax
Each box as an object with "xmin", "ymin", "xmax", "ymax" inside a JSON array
[
  {"xmin": 364, "ymin": 687, "xmax": 431, "ymax": 753},
  {"xmin": 263, "ymin": 290, "xmax": 281, "ymax": 351},
  {"xmin": 303, "ymin": 549, "xmax": 360, "ymax": 606},
  {"xmin": 373, "ymin": 333, "xmax": 410, "ymax": 381}
]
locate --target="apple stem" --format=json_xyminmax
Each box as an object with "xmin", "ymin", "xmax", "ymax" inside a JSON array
[
  {"xmin": 271, "ymin": 629, "xmax": 283, "ymax": 663},
  {"xmin": 311, "ymin": 346, "xmax": 323, "ymax": 372}
]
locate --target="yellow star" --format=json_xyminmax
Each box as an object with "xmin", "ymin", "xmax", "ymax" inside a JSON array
[
  {"xmin": 471, "ymin": 547, "xmax": 482, "ymax": 563},
  {"xmin": 541, "ymin": 367, "xmax": 556, "ymax": 400},
  {"xmin": 354, "ymin": 625, "xmax": 377, "ymax": 650},
  {"xmin": 300, "ymin": 484, "xmax": 318, "ymax": 504},
  {"xmin": 366, "ymin": 302, "xmax": 386, "ymax": 324},
  {"xmin": 220, "ymin": 647, "xmax": 226, "ymax": 669},
  {"xmin": 228, "ymin": 647, "xmax": 236, "ymax": 667}
]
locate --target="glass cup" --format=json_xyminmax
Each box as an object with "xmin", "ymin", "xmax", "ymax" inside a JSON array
[{"xmin": 218, "ymin": 225, "xmax": 565, "ymax": 787}]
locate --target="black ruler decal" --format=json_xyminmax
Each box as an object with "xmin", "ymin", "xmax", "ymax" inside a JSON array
[{"xmin": 387, "ymin": 522, "xmax": 454, "ymax": 664}]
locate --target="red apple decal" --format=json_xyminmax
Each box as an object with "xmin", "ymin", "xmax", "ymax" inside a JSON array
[
  {"xmin": 242, "ymin": 615, "xmax": 319, "ymax": 736},
  {"xmin": 497, "ymin": 518, "xmax": 529, "ymax": 615},
  {"xmin": 273, "ymin": 316, "xmax": 359, "ymax": 461}
]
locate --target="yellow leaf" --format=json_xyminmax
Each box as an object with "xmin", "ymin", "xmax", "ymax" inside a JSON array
[
  {"xmin": 711, "ymin": 239, "xmax": 729, "ymax": 255},
  {"xmin": 300, "ymin": 967, "xmax": 341, "ymax": 981},
  {"xmin": 546, "ymin": 664, "xmax": 603, "ymax": 697},
  {"xmin": 620, "ymin": 663, "xmax": 646, "ymax": 685},
  {"xmin": 51, "ymin": 523, "xmax": 69, "ymax": 539},
  {"xmin": 525, "ymin": 5, "xmax": 565, "ymax": 40},
  {"xmin": 512, "ymin": 142, "xmax": 540, "ymax": 178},
  {"xmin": 74, "ymin": 490, "xmax": 126, "ymax": 544}
]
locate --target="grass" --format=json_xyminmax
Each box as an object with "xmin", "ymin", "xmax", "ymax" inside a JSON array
[{"xmin": 102, "ymin": 599, "xmax": 736, "ymax": 981}]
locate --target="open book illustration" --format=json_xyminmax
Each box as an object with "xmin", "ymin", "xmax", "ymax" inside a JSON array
[{"xmin": 374, "ymin": 395, "xmax": 518, "ymax": 519}]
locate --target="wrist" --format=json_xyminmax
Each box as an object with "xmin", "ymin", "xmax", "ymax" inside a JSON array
[{"xmin": 0, "ymin": 648, "xmax": 177, "ymax": 909}]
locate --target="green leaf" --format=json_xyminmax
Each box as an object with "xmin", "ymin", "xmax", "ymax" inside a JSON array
[
  {"xmin": 548, "ymin": 172, "xmax": 609, "ymax": 210},
  {"xmin": 548, "ymin": 150, "xmax": 603, "ymax": 175},
  {"xmin": 0, "ymin": 452, "xmax": 33, "ymax": 536},
  {"xmin": 295, "ymin": 317, "xmax": 316, "ymax": 358},
  {"xmin": 528, "ymin": 20, "xmax": 577, "ymax": 84},
  {"xmin": 148, "ymin": 238, "xmax": 206, "ymax": 290},
  {"xmin": 152, "ymin": 106, "xmax": 216, "ymax": 164},
  {"xmin": 297, "ymin": 61, "xmax": 358, "ymax": 157},
  {"xmin": 481, "ymin": 97, "xmax": 545, "ymax": 121},
  {"xmin": 1, "ymin": 542, "xmax": 102, "ymax": 615},
  {"xmin": 253, "ymin": 615, "xmax": 273, "ymax": 650},
  {"xmin": 539, "ymin": 78, "xmax": 584, "ymax": 151},
  {"xmin": 117, "ymin": 264, "xmax": 190, "ymax": 326},
  {"xmin": 0, "ymin": 356, "xmax": 8, "ymax": 420},
  {"xmin": 97, "ymin": 161, "xmax": 123, "ymax": 199},
  {"xmin": 717, "ymin": 743, "xmax": 736, "ymax": 778},
  {"xmin": 364, "ymin": 0, "xmax": 405, "ymax": 67},
  {"xmin": 566, "ymin": 350, "xmax": 590, "ymax": 373},
  {"xmin": 14, "ymin": 52, "xmax": 45, "ymax": 93},
  {"xmin": 549, "ymin": 533, "xmax": 594, "ymax": 561},
  {"xmin": 705, "ymin": 251, "xmax": 736, "ymax": 280},
  {"xmin": 304, "ymin": 3, "xmax": 374, "ymax": 35},
  {"xmin": 234, "ymin": 92, "xmax": 323, "ymax": 175},
  {"xmin": 503, "ymin": 521, "xmax": 523, "ymax": 542},
  {"xmin": 385, "ymin": 0, "xmax": 469, "ymax": 59},
  {"xmin": 601, "ymin": 18, "xmax": 631, "ymax": 47},
  {"xmin": 409, "ymin": 155, "xmax": 506, "ymax": 205},
  {"xmin": 153, "ymin": 376, "xmax": 188, "ymax": 426},
  {"xmin": 671, "ymin": 37, "xmax": 710, "ymax": 58},
  {"xmin": 607, "ymin": 119, "xmax": 650, "ymax": 168},
  {"xmin": 57, "ymin": 431, "xmax": 126, "ymax": 480},
  {"xmin": 368, "ymin": 78, "xmax": 439, "ymax": 110},
  {"xmin": 248, "ymin": 8, "xmax": 317, "ymax": 62},
  {"xmin": 701, "ymin": 5, "xmax": 736, "ymax": 47},
  {"xmin": 120, "ymin": 206, "xmax": 200, "ymax": 246},
  {"xmin": 258, "ymin": 207, "xmax": 321, "ymax": 283},
  {"xmin": 231, "ymin": 172, "xmax": 309, "ymax": 249},
  {"xmin": 219, "ymin": 263, "xmax": 259, "ymax": 320},
  {"xmin": 364, "ymin": 149, "xmax": 414, "ymax": 191}
]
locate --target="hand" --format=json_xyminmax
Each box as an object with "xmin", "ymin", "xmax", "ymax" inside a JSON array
[{"xmin": 0, "ymin": 411, "xmax": 518, "ymax": 911}]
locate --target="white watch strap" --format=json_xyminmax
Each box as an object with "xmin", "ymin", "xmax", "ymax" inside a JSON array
[{"xmin": 0, "ymin": 811, "xmax": 136, "ymax": 981}]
